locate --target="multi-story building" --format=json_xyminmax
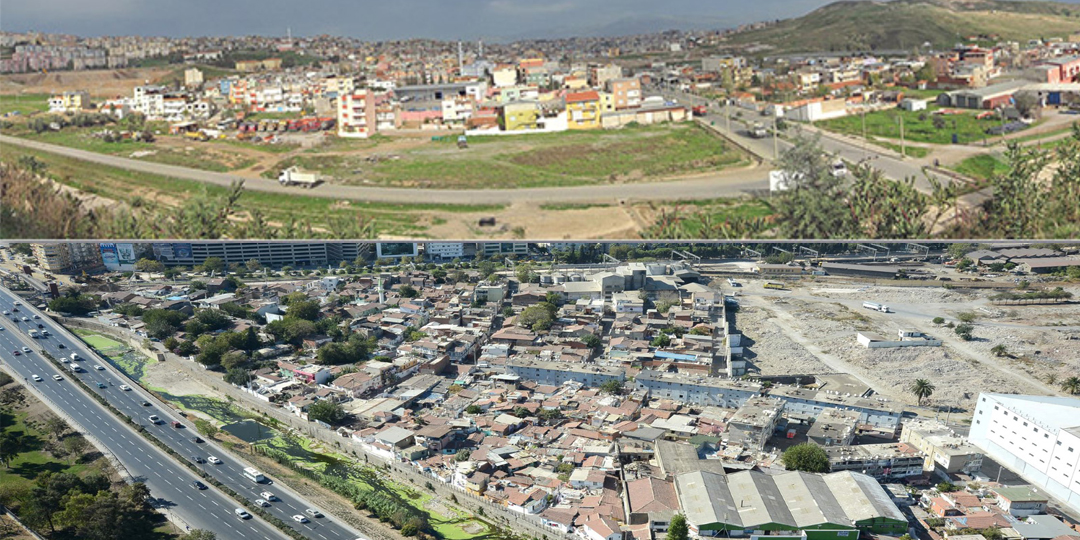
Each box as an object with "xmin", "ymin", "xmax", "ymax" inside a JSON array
[
  {"xmin": 725, "ymin": 396, "xmax": 784, "ymax": 451},
  {"xmin": 424, "ymin": 243, "xmax": 465, "ymax": 261},
  {"xmin": 498, "ymin": 101, "xmax": 540, "ymax": 131},
  {"xmin": 824, "ymin": 443, "xmax": 925, "ymax": 480},
  {"xmin": 635, "ymin": 370, "xmax": 761, "ymax": 408},
  {"xmin": 338, "ymin": 90, "xmax": 377, "ymax": 138},
  {"xmin": 48, "ymin": 91, "xmax": 91, "ymax": 114},
  {"xmin": 566, "ymin": 91, "xmax": 601, "ymax": 130},
  {"xmin": 589, "ymin": 64, "xmax": 623, "ymax": 88},
  {"xmin": 479, "ymin": 242, "xmax": 528, "ymax": 257},
  {"xmin": 768, "ymin": 386, "xmax": 903, "ymax": 431},
  {"xmin": 899, "ymin": 419, "xmax": 984, "ymax": 474},
  {"xmin": 31, "ymin": 243, "xmax": 104, "ymax": 274},
  {"xmin": 145, "ymin": 241, "xmax": 368, "ymax": 268},
  {"xmin": 505, "ymin": 358, "xmax": 624, "ymax": 388},
  {"xmin": 184, "ymin": 68, "xmax": 203, "ymax": 88},
  {"xmin": 608, "ymin": 78, "xmax": 642, "ymax": 110},
  {"xmin": 807, "ymin": 408, "xmax": 861, "ymax": 447},
  {"xmin": 968, "ymin": 393, "xmax": 1080, "ymax": 514},
  {"xmin": 492, "ymin": 65, "xmax": 518, "ymax": 87}
]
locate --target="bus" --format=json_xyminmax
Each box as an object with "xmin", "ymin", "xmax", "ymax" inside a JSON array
[
  {"xmin": 243, "ymin": 467, "xmax": 266, "ymax": 483},
  {"xmin": 763, "ymin": 282, "xmax": 786, "ymax": 290}
]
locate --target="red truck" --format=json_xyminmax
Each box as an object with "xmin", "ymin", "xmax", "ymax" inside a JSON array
[{"xmin": 692, "ymin": 105, "xmax": 708, "ymax": 117}]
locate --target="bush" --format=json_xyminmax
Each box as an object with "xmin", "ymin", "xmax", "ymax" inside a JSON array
[
  {"xmin": 781, "ymin": 443, "xmax": 830, "ymax": 473},
  {"xmin": 932, "ymin": 316, "xmax": 945, "ymax": 324}
]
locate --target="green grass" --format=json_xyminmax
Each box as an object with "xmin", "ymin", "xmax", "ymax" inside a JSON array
[
  {"xmin": 1010, "ymin": 123, "xmax": 1078, "ymax": 144},
  {"xmin": 0, "ymin": 409, "xmax": 94, "ymax": 490},
  {"xmin": 72, "ymin": 329, "xmax": 125, "ymax": 351},
  {"xmin": 653, "ymin": 198, "xmax": 776, "ymax": 237},
  {"xmin": 212, "ymin": 138, "xmax": 298, "ymax": 154},
  {"xmin": 0, "ymin": 93, "xmax": 52, "ymax": 115},
  {"xmin": 538, "ymin": 202, "xmax": 613, "ymax": 211},
  {"xmin": 8, "ymin": 128, "xmax": 249, "ymax": 172},
  {"xmin": 269, "ymin": 122, "xmax": 749, "ymax": 189},
  {"xmin": 817, "ymin": 106, "xmax": 999, "ymax": 146},
  {"xmin": 3, "ymin": 145, "xmax": 503, "ymax": 237},
  {"xmin": 73, "ymin": 329, "xmax": 158, "ymax": 380},
  {"xmin": 950, "ymin": 153, "xmax": 1010, "ymax": 180}
]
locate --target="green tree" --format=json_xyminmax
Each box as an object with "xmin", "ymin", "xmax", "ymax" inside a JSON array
[
  {"xmin": 201, "ymin": 257, "xmax": 226, "ymax": 274},
  {"xmin": 651, "ymin": 333, "xmax": 671, "ymax": 348},
  {"xmin": 910, "ymin": 378, "xmax": 935, "ymax": 406},
  {"xmin": 134, "ymin": 258, "xmax": 165, "ymax": 273},
  {"xmin": 308, "ymin": 400, "xmax": 346, "ymax": 425},
  {"xmin": 244, "ymin": 259, "xmax": 263, "ymax": 273},
  {"xmin": 990, "ymin": 344, "xmax": 1008, "ymax": 357},
  {"xmin": 465, "ymin": 405, "xmax": 482, "ymax": 415},
  {"xmin": 599, "ymin": 379, "xmax": 624, "ymax": 395},
  {"xmin": 518, "ymin": 304, "xmax": 555, "ymax": 332},
  {"xmin": 781, "ymin": 443, "xmax": 830, "ymax": 473},
  {"xmin": 186, "ymin": 530, "xmax": 217, "ymax": 540},
  {"xmin": 668, "ymin": 514, "xmax": 689, "ymax": 540},
  {"xmin": 512, "ymin": 406, "xmax": 531, "ymax": 418},
  {"xmin": 399, "ymin": 284, "xmax": 419, "ymax": 298},
  {"xmin": 224, "ymin": 368, "xmax": 252, "ymax": 386},
  {"xmin": 1061, "ymin": 376, "xmax": 1080, "ymax": 395}
]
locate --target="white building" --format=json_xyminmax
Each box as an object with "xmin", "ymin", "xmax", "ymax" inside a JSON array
[
  {"xmin": 425, "ymin": 243, "xmax": 465, "ymax": 261},
  {"xmin": 338, "ymin": 90, "xmax": 375, "ymax": 138},
  {"xmin": 968, "ymin": 393, "xmax": 1080, "ymax": 514}
]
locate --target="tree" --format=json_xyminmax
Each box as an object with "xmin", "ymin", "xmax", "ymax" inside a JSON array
[
  {"xmin": 224, "ymin": 368, "xmax": 252, "ymax": 386},
  {"xmin": 1061, "ymin": 377, "xmax": 1080, "ymax": 395},
  {"xmin": 781, "ymin": 443, "xmax": 830, "ymax": 473},
  {"xmin": 186, "ymin": 530, "xmax": 217, "ymax": 540},
  {"xmin": 1013, "ymin": 91, "xmax": 1040, "ymax": 118},
  {"xmin": 134, "ymin": 258, "xmax": 165, "ymax": 273},
  {"xmin": 244, "ymin": 259, "xmax": 263, "ymax": 273},
  {"xmin": 286, "ymin": 299, "xmax": 321, "ymax": 321},
  {"xmin": 518, "ymin": 304, "xmax": 555, "ymax": 332},
  {"xmin": 512, "ymin": 406, "xmax": 531, "ymax": 418},
  {"xmin": 599, "ymin": 379, "xmax": 624, "ymax": 395},
  {"xmin": 308, "ymin": 400, "xmax": 346, "ymax": 425},
  {"xmin": 399, "ymin": 284, "xmax": 419, "ymax": 298},
  {"xmin": 455, "ymin": 449, "xmax": 471, "ymax": 462},
  {"xmin": 954, "ymin": 323, "xmax": 974, "ymax": 341},
  {"xmin": 910, "ymin": 378, "xmax": 935, "ymax": 406},
  {"xmin": 0, "ymin": 431, "xmax": 22, "ymax": 469},
  {"xmin": 668, "ymin": 514, "xmax": 689, "ymax": 540},
  {"xmin": 581, "ymin": 334, "xmax": 601, "ymax": 349},
  {"xmin": 515, "ymin": 264, "xmax": 537, "ymax": 284},
  {"xmin": 465, "ymin": 405, "xmax": 482, "ymax": 415},
  {"xmin": 221, "ymin": 350, "xmax": 249, "ymax": 370},
  {"xmin": 201, "ymin": 257, "xmax": 225, "ymax": 274},
  {"xmin": 651, "ymin": 333, "xmax": 671, "ymax": 348},
  {"xmin": 932, "ymin": 316, "xmax": 945, "ymax": 324},
  {"xmin": 990, "ymin": 345, "xmax": 1008, "ymax": 357},
  {"xmin": 44, "ymin": 415, "xmax": 68, "ymax": 440},
  {"xmin": 539, "ymin": 408, "xmax": 563, "ymax": 422},
  {"xmin": 62, "ymin": 435, "xmax": 89, "ymax": 463}
]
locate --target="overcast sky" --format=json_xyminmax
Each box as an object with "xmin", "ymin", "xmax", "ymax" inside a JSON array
[{"xmin": 5, "ymin": 0, "xmax": 848, "ymax": 41}]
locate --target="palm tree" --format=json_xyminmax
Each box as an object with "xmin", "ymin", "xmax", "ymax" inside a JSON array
[
  {"xmin": 1061, "ymin": 377, "xmax": 1080, "ymax": 395},
  {"xmin": 910, "ymin": 379, "xmax": 935, "ymax": 406}
]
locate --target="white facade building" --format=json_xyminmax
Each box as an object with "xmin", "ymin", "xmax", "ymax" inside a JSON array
[
  {"xmin": 425, "ymin": 243, "xmax": 465, "ymax": 260},
  {"xmin": 968, "ymin": 393, "xmax": 1080, "ymax": 514}
]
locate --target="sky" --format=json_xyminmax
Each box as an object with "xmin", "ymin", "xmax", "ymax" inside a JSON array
[{"xmin": 3, "ymin": 0, "xmax": 849, "ymax": 42}]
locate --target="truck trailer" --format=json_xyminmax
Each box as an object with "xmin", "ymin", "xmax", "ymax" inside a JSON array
[
  {"xmin": 277, "ymin": 166, "xmax": 323, "ymax": 188},
  {"xmin": 862, "ymin": 301, "xmax": 892, "ymax": 313}
]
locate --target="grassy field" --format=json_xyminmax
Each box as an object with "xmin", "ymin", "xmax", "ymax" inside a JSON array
[
  {"xmin": 72, "ymin": 329, "xmax": 160, "ymax": 380},
  {"xmin": 950, "ymin": 154, "xmax": 1010, "ymax": 180},
  {"xmin": 0, "ymin": 409, "xmax": 94, "ymax": 490},
  {"xmin": 817, "ymin": 105, "xmax": 1000, "ymax": 145},
  {"xmin": 3, "ymin": 145, "xmax": 503, "ymax": 237},
  {"xmin": 872, "ymin": 139, "xmax": 932, "ymax": 158},
  {"xmin": 267, "ymin": 122, "xmax": 749, "ymax": 189},
  {"xmin": 0, "ymin": 93, "xmax": 51, "ymax": 115}
]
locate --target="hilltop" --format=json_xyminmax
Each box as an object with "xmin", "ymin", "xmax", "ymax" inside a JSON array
[{"xmin": 725, "ymin": 0, "xmax": 1080, "ymax": 53}]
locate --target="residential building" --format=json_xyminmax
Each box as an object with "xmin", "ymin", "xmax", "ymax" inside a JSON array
[
  {"xmin": 608, "ymin": 78, "xmax": 642, "ymax": 110},
  {"xmin": 566, "ymin": 91, "xmax": 601, "ymax": 130},
  {"xmin": 807, "ymin": 408, "xmax": 860, "ymax": 447},
  {"xmin": 968, "ymin": 393, "xmax": 1080, "ymax": 514},
  {"xmin": 505, "ymin": 358, "xmax": 624, "ymax": 388},
  {"xmin": 499, "ymin": 101, "xmax": 540, "ymax": 131},
  {"xmin": 768, "ymin": 386, "xmax": 903, "ymax": 431},
  {"xmin": 424, "ymin": 243, "xmax": 466, "ymax": 261},
  {"xmin": 48, "ymin": 90, "xmax": 91, "ymax": 113},
  {"xmin": 338, "ymin": 90, "xmax": 377, "ymax": 138},
  {"xmin": 479, "ymin": 242, "xmax": 528, "ymax": 257},
  {"xmin": 823, "ymin": 443, "xmax": 925, "ymax": 480},
  {"xmin": 899, "ymin": 419, "xmax": 984, "ymax": 474},
  {"xmin": 635, "ymin": 370, "xmax": 761, "ymax": 408},
  {"xmin": 184, "ymin": 68, "xmax": 203, "ymax": 88},
  {"xmin": 31, "ymin": 243, "xmax": 104, "ymax": 274},
  {"xmin": 725, "ymin": 396, "xmax": 784, "ymax": 451},
  {"xmin": 993, "ymin": 486, "xmax": 1048, "ymax": 517}
]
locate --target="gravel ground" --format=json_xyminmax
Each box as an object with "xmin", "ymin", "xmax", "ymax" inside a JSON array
[{"xmin": 737, "ymin": 303, "xmax": 837, "ymax": 375}]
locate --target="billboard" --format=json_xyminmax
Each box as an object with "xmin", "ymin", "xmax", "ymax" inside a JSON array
[
  {"xmin": 376, "ymin": 242, "xmax": 418, "ymax": 259},
  {"xmin": 100, "ymin": 244, "xmax": 120, "ymax": 270},
  {"xmin": 116, "ymin": 243, "xmax": 137, "ymax": 269},
  {"xmin": 152, "ymin": 243, "xmax": 194, "ymax": 263}
]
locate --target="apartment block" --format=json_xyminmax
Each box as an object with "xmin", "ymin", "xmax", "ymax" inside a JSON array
[
  {"xmin": 31, "ymin": 243, "xmax": 104, "ymax": 274},
  {"xmin": 725, "ymin": 396, "xmax": 784, "ymax": 451},
  {"xmin": 338, "ymin": 90, "xmax": 377, "ymax": 138},
  {"xmin": 900, "ymin": 419, "xmax": 984, "ymax": 474},
  {"xmin": 505, "ymin": 358, "xmax": 624, "ymax": 388},
  {"xmin": 635, "ymin": 370, "xmax": 761, "ymax": 408},
  {"xmin": 608, "ymin": 77, "xmax": 642, "ymax": 110}
]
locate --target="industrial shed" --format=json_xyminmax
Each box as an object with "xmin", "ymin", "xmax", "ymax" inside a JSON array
[
  {"xmin": 675, "ymin": 470, "xmax": 907, "ymax": 539},
  {"xmin": 820, "ymin": 263, "xmax": 900, "ymax": 279}
]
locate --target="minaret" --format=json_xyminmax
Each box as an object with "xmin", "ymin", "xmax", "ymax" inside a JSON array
[
  {"xmin": 478, "ymin": 39, "xmax": 484, "ymax": 58},
  {"xmin": 458, "ymin": 41, "xmax": 464, "ymax": 72},
  {"xmin": 378, "ymin": 277, "xmax": 385, "ymax": 304}
]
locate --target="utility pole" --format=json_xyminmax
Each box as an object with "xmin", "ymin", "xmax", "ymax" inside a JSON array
[
  {"xmin": 773, "ymin": 121, "xmax": 779, "ymax": 160},
  {"xmin": 861, "ymin": 108, "xmax": 868, "ymax": 159},
  {"xmin": 899, "ymin": 113, "xmax": 906, "ymax": 158}
]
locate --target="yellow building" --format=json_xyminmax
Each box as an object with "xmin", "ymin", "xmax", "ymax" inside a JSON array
[
  {"xmin": 565, "ymin": 90, "xmax": 601, "ymax": 130},
  {"xmin": 599, "ymin": 92, "xmax": 615, "ymax": 113},
  {"xmin": 48, "ymin": 91, "xmax": 91, "ymax": 113},
  {"xmin": 498, "ymin": 101, "xmax": 540, "ymax": 131}
]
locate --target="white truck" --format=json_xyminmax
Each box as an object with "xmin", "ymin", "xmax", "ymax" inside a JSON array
[
  {"xmin": 749, "ymin": 121, "xmax": 769, "ymax": 139},
  {"xmin": 277, "ymin": 166, "xmax": 323, "ymax": 188},
  {"xmin": 862, "ymin": 301, "xmax": 892, "ymax": 313}
]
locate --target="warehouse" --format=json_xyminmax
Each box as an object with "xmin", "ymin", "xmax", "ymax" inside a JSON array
[
  {"xmin": 820, "ymin": 262, "xmax": 900, "ymax": 279},
  {"xmin": 675, "ymin": 469, "xmax": 907, "ymax": 539}
]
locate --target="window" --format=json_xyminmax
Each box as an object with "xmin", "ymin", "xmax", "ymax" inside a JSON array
[{"xmin": 1024, "ymin": 422, "xmax": 1029, "ymax": 426}]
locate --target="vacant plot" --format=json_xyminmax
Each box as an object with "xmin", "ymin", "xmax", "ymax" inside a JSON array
[
  {"xmin": 817, "ymin": 106, "xmax": 1001, "ymax": 145},
  {"xmin": 0, "ymin": 93, "xmax": 51, "ymax": 115},
  {"xmin": 951, "ymin": 154, "xmax": 1009, "ymax": 180},
  {"xmin": 267, "ymin": 122, "xmax": 749, "ymax": 189}
]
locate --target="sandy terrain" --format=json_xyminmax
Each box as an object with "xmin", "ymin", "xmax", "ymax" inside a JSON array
[
  {"xmin": 1, "ymin": 68, "xmax": 173, "ymax": 97},
  {"xmin": 422, "ymin": 200, "xmax": 642, "ymax": 240}
]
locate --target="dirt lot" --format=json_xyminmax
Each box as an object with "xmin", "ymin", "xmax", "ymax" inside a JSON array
[
  {"xmin": 735, "ymin": 279, "xmax": 1080, "ymax": 412},
  {"xmin": 0, "ymin": 68, "xmax": 172, "ymax": 97}
]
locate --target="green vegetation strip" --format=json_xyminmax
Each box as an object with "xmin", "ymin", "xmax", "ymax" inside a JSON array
[
  {"xmin": 817, "ymin": 106, "xmax": 995, "ymax": 145},
  {"xmin": 37, "ymin": 351, "xmax": 308, "ymax": 540},
  {"xmin": 0, "ymin": 408, "xmax": 95, "ymax": 489},
  {"xmin": 949, "ymin": 154, "xmax": 1009, "ymax": 181}
]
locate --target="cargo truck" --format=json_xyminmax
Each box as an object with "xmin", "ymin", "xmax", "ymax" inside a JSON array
[{"xmin": 277, "ymin": 166, "xmax": 323, "ymax": 188}]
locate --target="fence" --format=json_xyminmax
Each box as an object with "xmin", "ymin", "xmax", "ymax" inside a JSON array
[{"xmin": 58, "ymin": 318, "xmax": 576, "ymax": 540}]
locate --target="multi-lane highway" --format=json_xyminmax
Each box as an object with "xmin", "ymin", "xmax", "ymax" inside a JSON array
[{"xmin": 0, "ymin": 287, "xmax": 365, "ymax": 540}]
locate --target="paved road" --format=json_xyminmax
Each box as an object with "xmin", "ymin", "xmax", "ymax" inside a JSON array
[
  {"xmin": 2, "ymin": 134, "xmax": 768, "ymax": 205},
  {"xmin": 0, "ymin": 288, "xmax": 367, "ymax": 540}
]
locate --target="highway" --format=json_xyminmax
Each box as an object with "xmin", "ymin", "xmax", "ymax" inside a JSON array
[{"xmin": 0, "ymin": 287, "xmax": 365, "ymax": 540}]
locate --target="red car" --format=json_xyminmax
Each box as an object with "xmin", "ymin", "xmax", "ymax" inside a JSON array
[{"xmin": 12, "ymin": 350, "xmax": 21, "ymax": 356}]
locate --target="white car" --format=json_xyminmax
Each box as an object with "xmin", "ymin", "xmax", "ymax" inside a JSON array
[
  {"xmin": 260, "ymin": 491, "xmax": 278, "ymax": 501},
  {"xmin": 33, "ymin": 314, "xmax": 40, "ymax": 319},
  {"xmin": 254, "ymin": 499, "xmax": 269, "ymax": 507},
  {"xmin": 235, "ymin": 509, "xmax": 252, "ymax": 520},
  {"xmin": 119, "ymin": 384, "xmax": 131, "ymax": 391},
  {"xmin": 292, "ymin": 515, "xmax": 309, "ymax": 524},
  {"xmin": 207, "ymin": 456, "xmax": 222, "ymax": 465},
  {"xmin": 94, "ymin": 365, "xmax": 105, "ymax": 371},
  {"xmin": 32, "ymin": 375, "xmax": 42, "ymax": 382},
  {"xmin": 60, "ymin": 357, "xmax": 70, "ymax": 363},
  {"xmin": 21, "ymin": 347, "xmax": 30, "ymax": 353},
  {"xmin": 148, "ymin": 415, "xmax": 162, "ymax": 424},
  {"xmin": 52, "ymin": 375, "xmax": 63, "ymax": 381},
  {"xmin": 0, "ymin": 326, "xmax": 5, "ymax": 331},
  {"xmin": 304, "ymin": 508, "xmax": 323, "ymax": 518}
]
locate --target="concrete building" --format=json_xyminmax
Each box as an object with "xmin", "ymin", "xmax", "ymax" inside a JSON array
[
  {"xmin": 338, "ymin": 90, "xmax": 377, "ymax": 138},
  {"xmin": 505, "ymin": 358, "xmax": 624, "ymax": 388},
  {"xmin": 824, "ymin": 443, "xmax": 924, "ymax": 480},
  {"xmin": 31, "ymin": 243, "xmax": 104, "ymax": 274},
  {"xmin": 566, "ymin": 90, "xmax": 601, "ymax": 130},
  {"xmin": 146, "ymin": 242, "xmax": 368, "ymax": 268},
  {"xmin": 48, "ymin": 90, "xmax": 91, "ymax": 113},
  {"xmin": 635, "ymin": 370, "xmax": 762, "ymax": 408},
  {"xmin": 725, "ymin": 396, "xmax": 784, "ymax": 451},
  {"xmin": 184, "ymin": 68, "xmax": 203, "ymax": 88},
  {"xmin": 768, "ymin": 386, "xmax": 903, "ymax": 431},
  {"xmin": 498, "ymin": 100, "xmax": 540, "ymax": 131},
  {"xmin": 675, "ymin": 469, "xmax": 908, "ymax": 538},
  {"xmin": 807, "ymin": 409, "xmax": 860, "ymax": 447},
  {"xmin": 424, "ymin": 243, "xmax": 465, "ymax": 261},
  {"xmin": 608, "ymin": 78, "xmax": 642, "ymax": 110},
  {"xmin": 899, "ymin": 419, "xmax": 984, "ymax": 474},
  {"xmin": 968, "ymin": 393, "xmax": 1080, "ymax": 514},
  {"xmin": 993, "ymin": 486, "xmax": 1049, "ymax": 517},
  {"xmin": 479, "ymin": 242, "xmax": 528, "ymax": 257}
]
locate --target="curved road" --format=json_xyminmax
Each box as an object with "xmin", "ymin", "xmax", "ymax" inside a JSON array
[{"xmin": 2, "ymin": 134, "xmax": 768, "ymax": 205}]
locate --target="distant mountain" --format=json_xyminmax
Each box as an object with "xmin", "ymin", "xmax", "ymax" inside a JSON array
[{"xmin": 726, "ymin": 0, "xmax": 1080, "ymax": 53}]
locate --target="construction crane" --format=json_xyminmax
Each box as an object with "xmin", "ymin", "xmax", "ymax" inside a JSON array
[
  {"xmin": 601, "ymin": 254, "xmax": 620, "ymax": 265},
  {"xmin": 504, "ymin": 257, "xmax": 515, "ymax": 270},
  {"xmin": 772, "ymin": 245, "xmax": 792, "ymax": 255},
  {"xmin": 904, "ymin": 243, "xmax": 930, "ymax": 259},
  {"xmin": 742, "ymin": 248, "xmax": 762, "ymax": 260},
  {"xmin": 868, "ymin": 243, "xmax": 891, "ymax": 258},
  {"xmin": 797, "ymin": 246, "xmax": 819, "ymax": 258}
]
